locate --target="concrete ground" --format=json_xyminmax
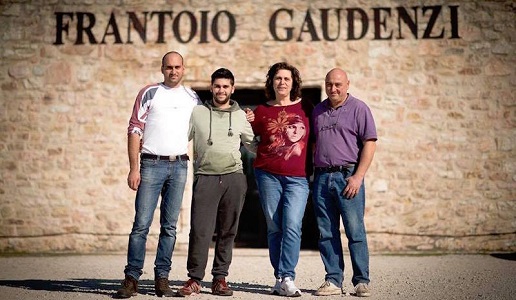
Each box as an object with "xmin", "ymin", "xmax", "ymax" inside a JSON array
[{"xmin": 0, "ymin": 249, "xmax": 515, "ymax": 300}]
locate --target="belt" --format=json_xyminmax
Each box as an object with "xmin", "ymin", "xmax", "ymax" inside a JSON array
[
  {"xmin": 141, "ymin": 153, "xmax": 189, "ymax": 161},
  {"xmin": 315, "ymin": 164, "xmax": 355, "ymax": 173}
]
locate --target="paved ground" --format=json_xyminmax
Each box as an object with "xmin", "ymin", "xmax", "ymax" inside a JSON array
[{"xmin": 0, "ymin": 249, "xmax": 515, "ymax": 300}]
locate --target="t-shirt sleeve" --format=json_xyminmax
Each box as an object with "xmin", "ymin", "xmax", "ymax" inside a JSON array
[
  {"xmin": 358, "ymin": 104, "xmax": 377, "ymax": 142},
  {"xmin": 127, "ymin": 86, "xmax": 152, "ymax": 136}
]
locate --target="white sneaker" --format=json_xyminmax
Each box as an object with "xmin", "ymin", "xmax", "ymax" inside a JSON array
[
  {"xmin": 271, "ymin": 278, "xmax": 282, "ymax": 295},
  {"xmin": 314, "ymin": 280, "xmax": 342, "ymax": 296},
  {"xmin": 280, "ymin": 277, "xmax": 302, "ymax": 297}
]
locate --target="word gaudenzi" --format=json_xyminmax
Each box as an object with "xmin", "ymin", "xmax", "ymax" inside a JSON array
[{"xmin": 54, "ymin": 6, "xmax": 460, "ymax": 45}]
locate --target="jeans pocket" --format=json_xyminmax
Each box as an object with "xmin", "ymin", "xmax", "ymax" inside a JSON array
[
  {"xmin": 341, "ymin": 165, "xmax": 356, "ymax": 179},
  {"xmin": 140, "ymin": 158, "xmax": 157, "ymax": 168},
  {"xmin": 178, "ymin": 158, "xmax": 188, "ymax": 168}
]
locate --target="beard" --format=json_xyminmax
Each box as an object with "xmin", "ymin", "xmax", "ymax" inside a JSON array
[{"xmin": 212, "ymin": 93, "xmax": 231, "ymax": 106}]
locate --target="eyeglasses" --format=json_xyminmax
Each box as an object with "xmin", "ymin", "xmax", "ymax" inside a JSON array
[
  {"xmin": 319, "ymin": 108, "xmax": 342, "ymax": 132},
  {"xmin": 320, "ymin": 123, "xmax": 337, "ymax": 131}
]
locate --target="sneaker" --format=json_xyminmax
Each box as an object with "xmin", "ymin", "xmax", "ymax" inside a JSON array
[
  {"xmin": 176, "ymin": 278, "xmax": 202, "ymax": 297},
  {"xmin": 211, "ymin": 278, "xmax": 233, "ymax": 296},
  {"xmin": 115, "ymin": 275, "xmax": 138, "ymax": 298},
  {"xmin": 271, "ymin": 278, "xmax": 282, "ymax": 295},
  {"xmin": 154, "ymin": 277, "xmax": 174, "ymax": 297},
  {"xmin": 280, "ymin": 277, "xmax": 302, "ymax": 297},
  {"xmin": 314, "ymin": 280, "xmax": 341, "ymax": 296},
  {"xmin": 355, "ymin": 283, "xmax": 371, "ymax": 297}
]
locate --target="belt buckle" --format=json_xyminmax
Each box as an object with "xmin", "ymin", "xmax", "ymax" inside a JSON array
[{"xmin": 168, "ymin": 155, "xmax": 177, "ymax": 161}]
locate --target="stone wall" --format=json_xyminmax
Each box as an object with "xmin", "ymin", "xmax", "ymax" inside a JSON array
[{"xmin": 0, "ymin": 0, "xmax": 514, "ymax": 254}]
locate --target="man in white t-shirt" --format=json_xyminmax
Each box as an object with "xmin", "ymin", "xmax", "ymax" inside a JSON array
[{"xmin": 116, "ymin": 51, "xmax": 200, "ymax": 299}]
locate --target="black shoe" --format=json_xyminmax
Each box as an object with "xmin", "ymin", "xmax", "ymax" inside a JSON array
[{"xmin": 115, "ymin": 275, "xmax": 138, "ymax": 298}]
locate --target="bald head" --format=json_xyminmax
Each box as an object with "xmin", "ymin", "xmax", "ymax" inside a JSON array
[
  {"xmin": 325, "ymin": 68, "xmax": 350, "ymax": 107},
  {"xmin": 161, "ymin": 51, "xmax": 185, "ymax": 88},
  {"xmin": 162, "ymin": 51, "xmax": 184, "ymax": 67},
  {"xmin": 325, "ymin": 68, "xmax": 348, "ymax": 82}
]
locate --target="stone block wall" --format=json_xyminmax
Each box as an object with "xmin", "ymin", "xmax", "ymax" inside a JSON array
[{"xmin": 0, "ymin": 0, "xmax": 514, "ymax": 253}]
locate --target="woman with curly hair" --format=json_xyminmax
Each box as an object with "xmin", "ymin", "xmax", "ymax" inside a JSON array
[{"xmin": 249, "ymin": 62, "xmax": 313, "ymax": 297}]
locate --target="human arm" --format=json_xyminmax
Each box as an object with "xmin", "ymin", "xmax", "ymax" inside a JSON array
[
  {"xmin": 127, "ymin": 133, "xmax": 141, "ymax": 191},
  {"xmin": 188, "ymin": 112, "xmax": 195, "ymax": 142},
  {"xmin": 241, "ymin": 116, "xmax": 257, "ymax": 154},
  {"xmin": 343, "ymin": 139, "xmax": 376, "ymax": 199}
]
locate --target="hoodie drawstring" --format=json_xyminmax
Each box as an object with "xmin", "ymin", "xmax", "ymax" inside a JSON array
[
  {"xmin": 206, "ymin": 101, "xmax": 234, "ymax": 145},
  {"xmin": 228, "ymin": 111, "xmax": 233, "ymax": 137},
  {"xmin": 207, "ymin": 105, "xmax": 213, "ymax": 145}
]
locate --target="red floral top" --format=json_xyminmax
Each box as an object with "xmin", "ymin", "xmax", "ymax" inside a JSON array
[{"xmin": 251, "ymin": 101, "xmax": 311, "ymax": 177}]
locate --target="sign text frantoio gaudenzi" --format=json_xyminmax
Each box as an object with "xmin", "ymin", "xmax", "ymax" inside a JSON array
[{"xmin": 54, "ymin": 6, "xmax": 460, "ymax": 45}]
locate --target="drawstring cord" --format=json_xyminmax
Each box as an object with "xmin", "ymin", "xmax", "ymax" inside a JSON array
[
  {"xmin": 228, "ymin": 110, "xmax": 233, "ymax": 137},
  {"xmin": 207, "ymin": 105, "xmax": 213, "ymax": 145},
  {"xmin": 207, "ymin": 102, "xmax": 233, "ymax": 146}
]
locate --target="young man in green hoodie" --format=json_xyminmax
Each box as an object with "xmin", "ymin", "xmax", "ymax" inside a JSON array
[{"xmin": 176, "ymin": 68, "xmax": 255, "ymax": 297}]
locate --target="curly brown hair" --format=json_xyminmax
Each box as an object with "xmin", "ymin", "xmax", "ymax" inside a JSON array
[{"xmin": 265, "ymin": 62, "xmax": 302, "ymax": 101}]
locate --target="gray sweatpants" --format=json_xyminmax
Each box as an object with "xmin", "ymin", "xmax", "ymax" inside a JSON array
[{"xmin": 186, "ymin": 172, "xmax": 247, "ymax": 281}]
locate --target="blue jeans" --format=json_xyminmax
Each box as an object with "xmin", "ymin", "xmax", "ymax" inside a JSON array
[
  {"xmin": 254, "ymin": 168, "xmax": 309, "ymax": 280},
  {"xmin": 124, "ymin": 157, "xmax": 188, "ymax": 280},
  {"xmin": 312, "ymin": 166, "xmax": 370, "ymax": 287}
]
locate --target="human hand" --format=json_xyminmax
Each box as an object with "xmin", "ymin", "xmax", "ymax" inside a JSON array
[
  {"xmin": 342, "ymin": 174, "xmax": 362, "ymax": 199},
  {"xmin": 127, "ymin": 169, "xmax": 140, "ymax": 191},
  {"xmin": 244, "ymin": 108, "xmax": 255, "ymax": 122}
]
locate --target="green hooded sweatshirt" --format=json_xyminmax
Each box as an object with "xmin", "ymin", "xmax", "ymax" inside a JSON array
[{"xmin": 188, "ymin": 100, "xmax": 255, "ymax": 175}]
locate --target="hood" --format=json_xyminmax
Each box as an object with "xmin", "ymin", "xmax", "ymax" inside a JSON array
[
  {"xmin": 204, "ymin": 99, "xmax": 241, "ymax": 146},
  {"xmin": 204, "ymin": 99, "xmax": 241, "ymax": 112}
]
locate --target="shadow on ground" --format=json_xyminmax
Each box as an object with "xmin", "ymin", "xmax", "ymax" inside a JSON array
[
  {"xmin": 0, "ymin": 278, "xmax": 273, "ymax": 297},
  {"xmin": 490, "ymin": 252, "xmax": 516, "ymax": 261}
]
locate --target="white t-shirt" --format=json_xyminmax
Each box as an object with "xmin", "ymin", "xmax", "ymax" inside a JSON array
[{"xmin": 128, "ymin": 83, "xmax": 200, "ymax": 156}]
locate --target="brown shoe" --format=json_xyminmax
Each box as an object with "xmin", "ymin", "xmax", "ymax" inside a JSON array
[
  {"xmin": 176, "ymin": 278, "xmax": 202, "ymax": 297},
  {"xmin": 211, "ymin": 278, "xmax": 233, "ymax": 296},
  {"xmin": 115, "ymin": 275, "xmax": 138, "ymax": 298},
  {"xmin": 155, "ymin": 277, "xmax": 174, "ymax": 297}
]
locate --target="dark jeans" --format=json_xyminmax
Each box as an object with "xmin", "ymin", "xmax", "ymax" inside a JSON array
[{"xmin": 186, "ymin": 173, "xmax": 247, "ymax": 281}]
